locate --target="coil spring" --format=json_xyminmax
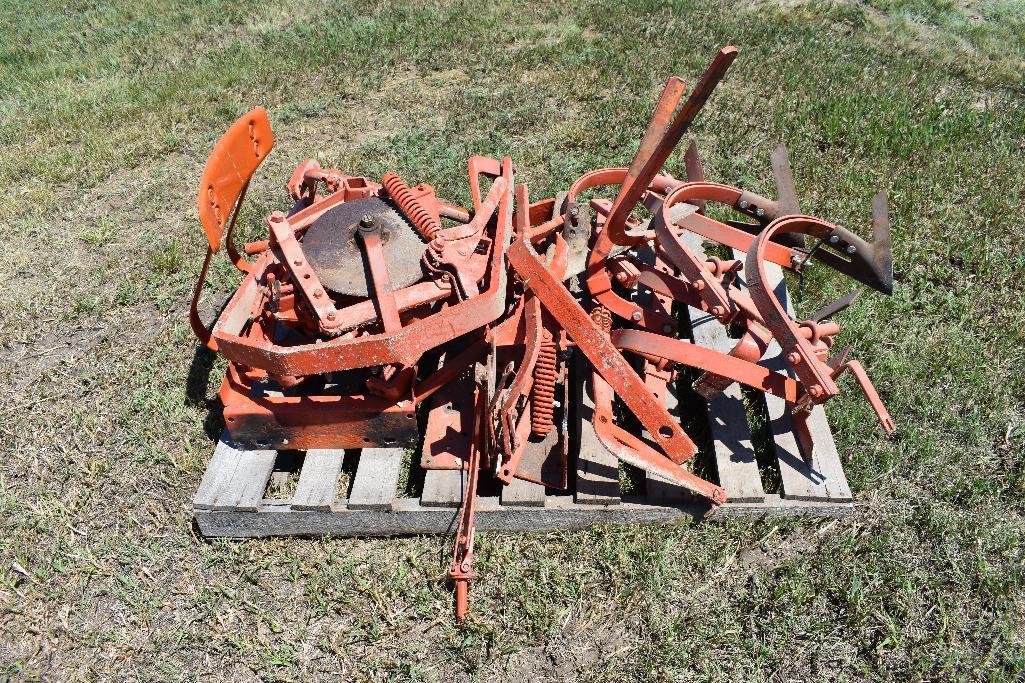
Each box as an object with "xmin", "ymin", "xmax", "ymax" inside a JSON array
[
  {"xmin": 530, "ymin": 330, "xmax": 558, "ymax": 437},
  {"xmin": 381, "ymin": 172, "xmax": 441, "ymax": 242}
]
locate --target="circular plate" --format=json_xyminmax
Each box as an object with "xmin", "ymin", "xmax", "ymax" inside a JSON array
[{"xmin": 302, "ymin": 197, "xmax": 426, "ymax": 297}]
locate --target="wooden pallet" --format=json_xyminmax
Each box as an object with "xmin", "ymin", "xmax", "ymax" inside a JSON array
[{"xmin": 194, "ymin": 241, "xmax": 855, "ymax": 538}]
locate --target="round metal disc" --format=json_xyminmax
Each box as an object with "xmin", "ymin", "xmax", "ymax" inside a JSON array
[{"xmin": 302, "ymin": 197, "xmax": 426, "ymax": 297}]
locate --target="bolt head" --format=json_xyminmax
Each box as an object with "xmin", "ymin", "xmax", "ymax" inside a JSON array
[
  {"xmin": 313, "ymin": 289, "xmax": 323, "ymax": 298},
  {"xmin": 755, "ymin": 207, "xmax": 765, "ymax": 217},
  {"xmin": 787, "ymin": 351, "xmax": 802, "ymax": 365},
  {"xmin": 662, "ymin": 324, "xmax": 674, "ymax": 334},
  {"xmin": 326, "ymin": 310, "xmax": 336, "ymax": 320},
  {"xmin": 711, "ymin": 306, "xmax": 725, "ymax": 317},
  {"xmin": 569, "ymin": 205, "xmax": 579, "ymax": 217},
  {"xmin": 846, "ymin": 244, "xmax": 857, "ymax": 254},
  {"xmin": 631, "ymin": 311, "xmax": 642, "ymax": 322},
  {"xmin": 808, "ymin": 385, "xmax": 823, "ymax": 398},
  {"xmin": 829, "ymin": 234, "xmax": 840, "ymax": 244},
  {"xmin": 738, "ymin": 200, "xmax": 749, "ymax": 209}
]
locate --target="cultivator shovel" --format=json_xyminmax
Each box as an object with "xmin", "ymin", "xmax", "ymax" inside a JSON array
[{"xmin": 190, "ymin": 46, "xmax": 896, "ymax": 621}]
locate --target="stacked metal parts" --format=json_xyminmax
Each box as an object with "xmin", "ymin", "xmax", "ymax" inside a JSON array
[{"xmin": 190, "ymin": 47, "xmax": 896, "ymax": 621}]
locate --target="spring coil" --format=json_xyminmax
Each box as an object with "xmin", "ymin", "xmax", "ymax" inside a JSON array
[
  {"xmin": 530, "ymin": 330, "xmax": 558, "ymax": 437},
  {"xmin": 381, "ymin": 172, "xmax": 441, "ymax": 242}
]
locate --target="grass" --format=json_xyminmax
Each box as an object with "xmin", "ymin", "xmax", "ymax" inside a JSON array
[{"xmin": 1, "ymin": 0, "xmax": 1024, "ymax": 680}]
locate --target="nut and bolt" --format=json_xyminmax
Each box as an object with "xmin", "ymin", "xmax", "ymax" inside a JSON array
[
  {"xmin": 808, "ymin": 385, "xmax": 823, "ymax": 398},
  {"xmin": 631, "ymin": 311, "xmax": 642, "ymax": 322},
  {"xmin": 787, "ymin": 351, "xmax": 802, "ymax": 365},
  {"xmin": 359, "ymin": 214, "xmax": 376, "ymax": 231}
]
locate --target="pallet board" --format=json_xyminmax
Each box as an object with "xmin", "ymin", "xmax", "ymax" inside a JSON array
[
  {"xmin": 734, "ymin": 249, "xmax": 853, "ymax": 503},
  {"xmin": 195, "ymin": 265, "xmax": 855, "ymax": 538}
]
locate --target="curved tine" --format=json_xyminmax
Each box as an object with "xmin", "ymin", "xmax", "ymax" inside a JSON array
[
  {"xmin": 603, "ymin": 76, "xmax": 687, "ymax": 246},
  {"xmin": 605, "ymin": 46, "xmax": 740, "ymax": 247},
  {"xmin": 770, "ymin": 143, "xmax": 806, "ymax": 249},
  {"xmin": 770, "ymin": 143, "xmax": 800, "ymax": 216},
  {"xmin": 671, "ymin": 46, "xmax": 739, "ymax": 131},
  {"xmin": 683, "ymin": 140, "xmax": 706, "ymax": 214},
  {"xmin": 810, "ymin": 287, "xmax": 863, "ymax": 323},
  {"xmin": 871, "ymin": 189, "xmax": 894, "ymax": 293}
]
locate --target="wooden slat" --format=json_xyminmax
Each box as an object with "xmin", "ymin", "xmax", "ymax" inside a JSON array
[
  {"xmin": 682, "ymin": 233, "xmax": 765, "ymax": 503},
  {"xmin": 291, "ymin": 449, "xmax": 345, "ymax": 511},
  {"xmin": 348, "ymin": 448, "xmax": 404, "ymax": 510},
  {"xmin": 752, "ymin": 259, "xmax": 852, "ymax": 502},
  {"xmin": 210, "ymin": 447, "xmax": 277, "ymax": 512},
  {"xmin": 500, "ymin": 476, "xmax": 546, "ymax": 507},
  {"xmin": 194, "ymin": 436, "xmax": 244, "ymax": 510},
  {"xmin": 420, "ymin": 469, "xmax": 465, "ymax": 508},
  {"xmin": 574, "ymin": 357, "xmax": 622, "ymax": 505}
]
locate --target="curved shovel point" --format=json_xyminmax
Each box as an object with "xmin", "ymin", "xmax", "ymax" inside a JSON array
[
  {"xmin": 806, "ymin": 191, "xmax": 894, "ymax": 295},
  {"xmin": 197, "ymin": 107, "xmax": 275, "ymax": 253}
]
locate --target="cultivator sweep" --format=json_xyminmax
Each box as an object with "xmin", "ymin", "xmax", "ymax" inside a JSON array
[{"xmin": 190, "ymin": 47, "xmax": 895, "ymax": 620}]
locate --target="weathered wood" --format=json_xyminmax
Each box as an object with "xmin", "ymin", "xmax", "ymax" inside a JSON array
[
  {"xmin": 195, "ymin": 494, "xmax": 855, "ymax": 538},
  {"xmin": 573, "ymin": 358, "xmax": 622, "ymax": 505},
  {"xmin": 348, "ymin": 448, "xmax": 404, "ymax": 510},
  {"xmin": 420, "ymin": 469, "xmax": 465, "ymax": 508},
  {"xmin": 500, "ymin": 476, "xmax": 546, "ymax": 507},
  {"xmin": 704, "ymin": 385, "xmax": 765, "ymax": 502},
  {"xmin": 194, "ymin": 436, "xmax": 245, "ymax": 510},
  {"xmin": 213, "ymin": 447, "xmax": 276, "ymax": 510},
  {"xmin": 291, "ymin": 449, "xmax": 345, "ymax": 511},
  {"xmin": 683, "ymin": 234, "xmax": 766, "ymax": 503},
  {"xmin": 752, "ymin": 259, "xmax": 852, "ymax": 502}
]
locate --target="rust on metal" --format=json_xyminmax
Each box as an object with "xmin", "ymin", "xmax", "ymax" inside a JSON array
[{"xmin": 189, "ymin": 46, "xmax": 897, "ymax": 622}]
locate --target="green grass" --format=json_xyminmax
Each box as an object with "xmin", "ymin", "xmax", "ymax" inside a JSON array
[{"xmin": 1, "ymin": 0, "xmax": 1024, "ymax": 680}]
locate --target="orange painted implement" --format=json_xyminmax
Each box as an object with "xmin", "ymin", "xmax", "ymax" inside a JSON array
[{"xmin": 189, "ymin": 47, "xmax": 895, "ymax": 621}]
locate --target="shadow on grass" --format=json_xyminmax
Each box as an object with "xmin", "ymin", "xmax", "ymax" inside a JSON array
[{"xmin": 186, "ymin": 343, "xmax": 225, "ymax": 441}]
